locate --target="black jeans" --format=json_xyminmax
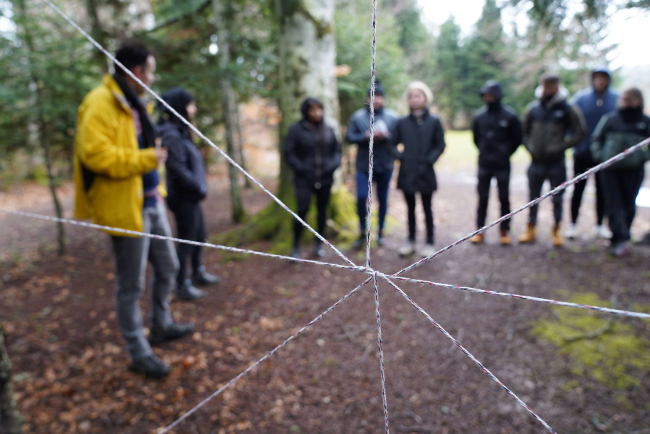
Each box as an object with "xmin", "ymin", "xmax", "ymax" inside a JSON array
[
  {"xmin": 404, "ymin": 192, "xmax": 434, "ymax": 244},
  {"xmin": 601, "ymin": 167, "xmax": 645, "ymax": 244},
  {"xmin": 294, "ymin": 184, "xmax": 332, "ymax": 248},
  {"xmin": 571, "ymin": 158, "xmax": 605, "ymax": 225},
  {"xmin": 477, "ymin": 165, "xmax": 511, "ymax": 231},
  {"xmin": 167, "ymin": 200, "xmax": 206, "ymax": 288},
  {"xmin": 527, "ymin": 160, "xmax": 567, "ymax": 226}
]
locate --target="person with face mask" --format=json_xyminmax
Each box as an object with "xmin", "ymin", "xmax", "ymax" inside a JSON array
[
  {"xmin": 591, "ymin": 88, "xmax": 650, "ymax": 257},
  {"xmin": 74, "ymin": 41, "xmax": 192, "ymax": 379},
  {"xmin": 158, "ymin": 87, "xmax": 221, "ymax": 301},
  {"xmin": 519, "ymin": 73, "xmax": 586, "ymax": 247},
  {"xmin": 567, "ymin": 67, "xmax": 619, "ymax": 240},
  {"xmin": 346, "ymin": 81, "xmax": 399, "ymax": 248},
  {"xmin": 390, "ymin": 81, "xmax": 446, "ymax": 258},
  {"xmin": 470, "ymin": 80, "xmax": 522, "ymax": 245},
  {"xmin": 284, "ymin": 97, "xmax": 342, "ymax": 259}
]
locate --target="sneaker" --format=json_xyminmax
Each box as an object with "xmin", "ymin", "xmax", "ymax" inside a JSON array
[
  {"xmin": 595, "ymin": 225, "xmax": 613, "ymax": 240},
  {"xmin": 398, "ymin": 241, "xmax": 416, "ymax": 257},
  {"xmin": 314, "ymin": 242, "xmax": 325, "ymax": 258},
  {"xmin": 377, "ymin": 234, "xmax": 385, "ymax": 247},
  {"xmin": 419, "ymin": 243, "xmax": 436, "ymax": 258},
  {"xmin": 149, "ymin": 322, "xmax": 194, "ymax": 345},
  {"xmin": 129, "ymin": 354, "xmax": 170, "ymax": 379},
  {"xmin": 518, "ymin": 223, "xmax": 537, "ymax": 244},
  {"xmin": 609, "ymin": 241, "xmax": 630, "ymax": 258},
  {"xmin": 564, "ymin": 223, "xmax": 579, "ymax": 240},
  {"xmin": 192, "ymin": 266, "xmax": 221, "ymax": 286},
  {"xmin": 352, "ymin": 236, "xmax": 364, "ymax": 250},
  {"xmin": 470, "ymin": 233, "xmax": 484, "ymax": 244},
  {"xmin": 175, "ymin": 281, "xmax": 208, "ymax": 301},
  {"xmin": 499, "ymin": 230, "xmax": 512, "ymax": 246},
  {"xmin": 552, "ymin": 224, "xmax": 564, "ymax": 247},
  {"xmin": 291, "ymin": 247, "xmax": 301, "ymax": 259}
]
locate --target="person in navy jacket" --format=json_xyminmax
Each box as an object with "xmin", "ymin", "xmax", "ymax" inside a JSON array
[{"xmin": 567, "ymin": 67, "xmax": 619, "ymax": 240}]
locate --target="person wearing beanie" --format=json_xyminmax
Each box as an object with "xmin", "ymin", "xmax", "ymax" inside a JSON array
[
  {"xmin": 284, "ymin": 97, "xmax": 342, "ymax": 259},
  {"xmin": 470, "ymin": 80, "xmax": 522, "ymax": 245},
  {"xmin": 159, "ymin": 87, "xmax": 221, "ymax": 302},
  {"xmin": 390, "ymin": 81, "xmax": 446, "ymax": 258},
  {"xmin": 591, "ymin": 87, "xmax": 649, "ymax": 257},
  {"xmin": 346, "ymin": 80, "xmax": 399, "ymax": 248},
  {"xmin": 567, "ymin": 67, "xmax": 619, "ymax": 240},
  {"xmin": 519, "ymin": 73, "xmax": 586, "ymax": 247}
]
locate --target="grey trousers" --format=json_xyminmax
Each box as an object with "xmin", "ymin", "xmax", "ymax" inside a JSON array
[
  {"xmin": 527, "ymin": 160, "xmax": 567, "ymax": 226},
  {"xmin": 111, "ymin": 201, "xmax": 179, "ymax": 361}
]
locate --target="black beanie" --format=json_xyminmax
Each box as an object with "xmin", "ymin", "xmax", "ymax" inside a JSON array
[{"xmin": 368, "ymin": 79, "xmax": 385, "ymax": 97}]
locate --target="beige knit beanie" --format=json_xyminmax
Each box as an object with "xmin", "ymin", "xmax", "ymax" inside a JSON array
[{"xmin": 406, "ymin": 81, "xmax": 434, "ymax": 106}]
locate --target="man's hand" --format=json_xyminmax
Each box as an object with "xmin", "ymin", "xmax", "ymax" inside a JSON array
[
  {"xmin": 366, "ymin": 130, "xmax": 387, "ymax": 140},
  {"xmin": 154, "ymin": 147, "xmax": 168, "ymax": 165}
]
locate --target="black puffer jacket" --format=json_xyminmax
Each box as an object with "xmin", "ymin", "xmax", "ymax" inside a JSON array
[
  {"xmin": 160, "ymin": 120, "xmax": 208, "ymax": 203},
  {"xmin": 284, "ymin": 120, "xmax": 342, "ymax": 189},
  {"xmin": 390, "ymin": 109, "xmax": 446, "ymax": 194},
  {"xmin": 472, "ymin": 81, "xmax": 522, "ymax": 169},
  {"xmin": 523, "ymin": 87, "xmax": 586, "ymax": 164},
  {"xmin": 591, "ymin": 107, "xmax": 650, "ymax": 169}
]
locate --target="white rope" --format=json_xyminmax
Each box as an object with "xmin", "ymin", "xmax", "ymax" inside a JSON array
[
  {"xmin": 0, "ymin": 208, "xmax": 369, "ymax": 274},
  {"xmin": 39, "ymin": 0, "xmax": 357, "ymax": 269}
]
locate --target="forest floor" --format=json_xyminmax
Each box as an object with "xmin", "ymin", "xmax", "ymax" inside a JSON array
[{"xmin": 1, "ymin": 132, "xmax": 650, "ymax": 434}]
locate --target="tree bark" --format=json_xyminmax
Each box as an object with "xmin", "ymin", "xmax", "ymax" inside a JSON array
[
  {"xmin": 213, "ymin": 0, "xmax": 246, "ymax": 223},
  {"xmin": 0, "ymin": 324, "xmax": 23, "ymax": 434},
  {"xmin": 17, "ymin": 0, "xmax": 65, "ymax": 255},
  {"xmin": 233, "ymin": 92, "xmax": 252, "ymax": 189},
  {"xmin": 84, "ymin": 0, "xmax": 110, "ymax": 72}
]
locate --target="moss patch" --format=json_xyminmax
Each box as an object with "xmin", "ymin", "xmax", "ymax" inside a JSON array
[{"xmin": 533, "ymin": 293, "xmax": 650, "ymax": 389}]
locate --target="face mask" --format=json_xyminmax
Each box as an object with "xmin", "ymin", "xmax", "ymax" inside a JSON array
[{"xmin": 619, "ymin": 107, "xmax": 643, "ymax": 121}]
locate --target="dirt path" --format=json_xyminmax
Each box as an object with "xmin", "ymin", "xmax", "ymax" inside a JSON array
[{"xmin": 1, "ymin": 160, "xmax": 650, "ymax": 434}]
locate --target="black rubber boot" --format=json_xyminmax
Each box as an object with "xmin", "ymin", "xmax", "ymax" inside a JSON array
[
  {"xmin": 191, "ymin": 266, "xmax": 221, "ymax": 286},
  {"xmin": 149, "ymin": 322, "xmax": 194, "ymax": 345},
  {"xmin": 129, "ymin": 354, "xmax": 170, "ymax": 379}
]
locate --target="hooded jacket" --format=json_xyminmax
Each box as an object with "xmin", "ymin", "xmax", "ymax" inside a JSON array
[
  {"xmin": 523, "ymin": 86, "xmax": 587, "ymax": 164},
  {"xmin": 74, "ymin": 73, "xmax": 158, "ymax": 234},
  {"xmin": 390, "ymin": 108, "xmax": 446, "ymax": 194},
  {"xmin": 346, "ymin": 106, "xmax": 399, "ymax": 174},
  {"xmin": 571, "ymin": 67, "xmax": 619, "ymax": 162},
  {"xmin": 284, "ymin": 104, "xmax": 342, "ymax": 189},
  {"xmin": 472, "ymin": 81, "xmax": 522, "ymax": 169},
  {"xmin": 159, "ymin": 88, "xmax": 208, "ymax": 204},
  {"xmin": 591, "ymin": 107, "xmax": 650, "ymax": 170}
]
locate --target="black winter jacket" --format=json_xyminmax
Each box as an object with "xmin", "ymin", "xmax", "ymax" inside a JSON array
[
  {"xmin": 390, "ymin": 109, "xmax": 446, "ymax": 194},
  {"xmin": 523, "ymin": 88, "xmax": 586, "ymax": 164},
  {"xmin": 284, "ymin": 120, "xmax": 342, "ymax": 189},
  {"xmin": 591, "ymin": 108, "xmax": 650, "ymax": 170},
  {"xmin": 346, "ymin": 107, "xmax": 399, "ymax": 174},
  {"xmin": 159, "ymin": 120, "xmax": 208, "ymax": 203},
  {"xmin": 472, "ymin": 91, "xmax": 522, "ymax": 169}
]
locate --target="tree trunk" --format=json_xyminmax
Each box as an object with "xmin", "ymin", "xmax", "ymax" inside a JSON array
[
  {"xmin": 213, "ymin": 0, "xmax": 246, "ymax": 223},
  {"xmin": 233, "ymin": 92, "xmax": 252, "ymax": 189},
  {"xmin": 217, "ymin": 0, "xmax": 358, "ymax": 251},
  {"xmin": 84, "ymin": 0, "xmax": 110, "ymax": 72},
  {"xmin": 0, "ymin": 324, "xmax": 23, "ymax": 434},
  {"xmin": 17, "ymin": 0, "xmax": 65, "ymax": 255}
]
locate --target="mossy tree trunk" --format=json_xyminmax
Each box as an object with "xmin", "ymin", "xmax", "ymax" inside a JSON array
[
  {"xmin": 0, "ymin": 324, "xmax": 23, "ymax": 434},
  {"xmin": 218, "ymin": 0, "xmax": 358, "ymax": 252},
  {"xmin": 213, "ymin": 0, "xmax": 246, "ymax": 223},
  {"xmin": 233, "ymin": 92, "xmax": 252, "ymax": 189}
]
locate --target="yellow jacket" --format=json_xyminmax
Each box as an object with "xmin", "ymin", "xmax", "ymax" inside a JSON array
[{"xmin": 74, "ymin": 74, "xmax": 158, "ymax": 234}]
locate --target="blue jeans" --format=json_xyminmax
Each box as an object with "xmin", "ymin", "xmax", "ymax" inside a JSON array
[{"xmin": 356, "ymin": 170, "xmax": 392, "ymax": 236}]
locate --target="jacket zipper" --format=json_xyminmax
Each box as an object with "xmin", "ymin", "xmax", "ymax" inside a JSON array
[{"xmin": 315, "ymin": 130, "xmax": 322, "ymax": 189}]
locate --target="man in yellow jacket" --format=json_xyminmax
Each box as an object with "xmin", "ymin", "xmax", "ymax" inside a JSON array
[{"xmin": 74, "ymin": 41, "xmax": 193, "ymax": 378}]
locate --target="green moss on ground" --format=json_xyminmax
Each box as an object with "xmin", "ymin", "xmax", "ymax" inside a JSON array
[{"xmin": 533, "ymin": 293, "xmax": 650, "ymax": 390}]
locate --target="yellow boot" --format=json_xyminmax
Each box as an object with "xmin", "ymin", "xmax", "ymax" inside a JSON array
[
  {"xmin": 499, "ymin": 230, "xmax": 512, "ymax": 246},
  {"xmin": 470, "ymin": 232, "xmax": 484, "ymax": 244},
  {"xmin": 518, "ymin": 223, "xmax": 536, "ymax": 244},
  {"xmin": 552, "ymin": 224, "xmax": 564, "ymax": 247}
]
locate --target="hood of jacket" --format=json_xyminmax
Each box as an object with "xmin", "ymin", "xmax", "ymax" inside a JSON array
[
  {"xmin": 592, "ymin": 66, "xmax": 611, "ymax": 80},
  {"xmin": 480, "ymin": 80, "xmax": 503, "ymax": 101}
]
